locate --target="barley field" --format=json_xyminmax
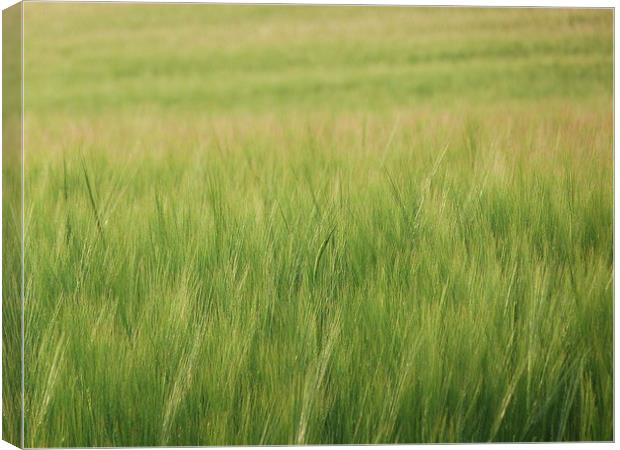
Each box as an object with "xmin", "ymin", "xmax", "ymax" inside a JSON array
[{"xmin": 4, "ymin": 4, "xmax": 614, "ymax": 446}]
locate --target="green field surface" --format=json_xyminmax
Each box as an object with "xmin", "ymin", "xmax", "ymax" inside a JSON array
[{"xmin": 15, "ymin": 4, "xmax": 613, "ymax": 446}]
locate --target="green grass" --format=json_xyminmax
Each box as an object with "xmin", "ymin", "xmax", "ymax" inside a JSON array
[{"xmin": 12, "ymin": 4, "xmax": 614, "ymax": 446}]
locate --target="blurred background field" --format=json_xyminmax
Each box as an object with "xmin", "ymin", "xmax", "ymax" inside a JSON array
[
  {"xmin": 17, "ymin": 5, "xmax": 613, "ymax": 446},
  {"xmin": 25, "ymin": 5, "xmax": 611, "ymax": 113}
]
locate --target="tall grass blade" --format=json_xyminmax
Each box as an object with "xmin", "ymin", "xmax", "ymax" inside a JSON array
[{"xmin": 79, "ymin": 155, "xmax": 106, "ymax": 245}]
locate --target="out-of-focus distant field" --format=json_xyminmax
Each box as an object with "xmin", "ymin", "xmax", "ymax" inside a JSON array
[
  {"xmin": 14, "ymin": 5, "xmax": 612, "ymax": 447},
  {"xmin": 25, "ymin": 5, "xmax": 611, "ymax": 113}
]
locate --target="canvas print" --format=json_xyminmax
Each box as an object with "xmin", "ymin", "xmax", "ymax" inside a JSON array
[{"xmin": 2, "ymin": 3, "xmax": 613, "ymax": 447}]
